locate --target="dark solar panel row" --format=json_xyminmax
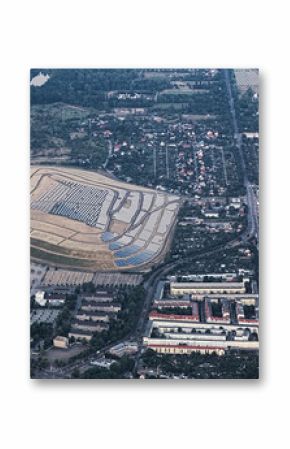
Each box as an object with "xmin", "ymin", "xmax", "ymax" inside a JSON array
[
  {"xmin": 50, "ymin": 202, "xmax": 101, "ymax": 227},
  {"xmin": 115, "ymin": 250, "xmax": 154, "ymax": 267},
  {"xmin": 109, "ymin": 242, "xmax": 122, "ymax": 250},
  {"xmin": 115, "ymin": 259, "xmax": 129, "ymax": 267},
  {"xmin": 114, "ymin": 245, "xmax": 141, "ymax": 257}
]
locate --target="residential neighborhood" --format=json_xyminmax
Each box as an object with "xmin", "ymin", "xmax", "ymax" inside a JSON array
[{"xmin": 30, "ymin": 68, "xmax": 259, "ymax": 380}]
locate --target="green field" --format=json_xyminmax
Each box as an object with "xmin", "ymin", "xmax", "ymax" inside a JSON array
[{"xmin": 30, "ymin": 246, "xmax": 98, "ymax": 269}]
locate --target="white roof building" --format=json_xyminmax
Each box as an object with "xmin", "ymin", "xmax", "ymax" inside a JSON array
[{"xmin": 35, "ymin": 291, "xmax": 47, "ymax": 307}]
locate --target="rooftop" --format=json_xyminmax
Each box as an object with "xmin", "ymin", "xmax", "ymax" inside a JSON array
[{"xmin": 170, "ymin": 282, "xmax": 244, "ymax": 289}]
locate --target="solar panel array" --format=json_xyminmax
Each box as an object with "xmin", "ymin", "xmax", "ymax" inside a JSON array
[
  {"xmin": 114, "ymin": 244, "xmax": 141, "ymax": 258},
  {"xmin": 31, "ymin": 175, "xmax": 180, "ymax": 269},
  {"xmin": 105, "ymin": 195, "xmax": 180, "ymax": 268},
  {"xmin": 31, "ymin": 181, "xmax": 107, "ymax": 227},
  {"xmin": 115, "ymin": 250, "xmax": 154, "ymax": 267}
]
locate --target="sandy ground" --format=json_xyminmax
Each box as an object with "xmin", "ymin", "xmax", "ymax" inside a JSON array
[
  {"xmin": 109, "ymin": 219, "xmax": 128, "ymax": 234},
  {"xmin": 31, "ymin": 219, "xmax": 76, "ymax": 239}
]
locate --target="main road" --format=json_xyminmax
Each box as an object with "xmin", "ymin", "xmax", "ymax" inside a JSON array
[{"xmin": 224, "ymin": 69, "xmax": 259, "ymax": 242}]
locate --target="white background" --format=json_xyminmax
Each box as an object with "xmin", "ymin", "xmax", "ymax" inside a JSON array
[{"xmin": 0, "ymin": 1, "xmax": 289, "ymax": 448}]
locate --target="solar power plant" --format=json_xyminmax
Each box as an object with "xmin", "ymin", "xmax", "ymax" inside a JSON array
[
  {"xmin": 31, "ymin": 181, "xmax": 107, "ymax": 227},
  {"xmin": 30, "ymin": 166, "xmax": 181, "ymax": 271}
]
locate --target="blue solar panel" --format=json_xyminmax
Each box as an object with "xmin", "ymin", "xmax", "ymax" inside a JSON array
[
  {"xmin": 114, "ymin": 245, "xmax": 140, "ymax": 257},
  {"xmin": 34, "ymin": 182, "xmax": 108, "ymax": 227},
  {"xmin": 115, "ymin": 259, "xmax": 129, "ymax": 267},
  {"xmin": 127, "ymin": 254, "xmax": 151, "ymax": 265},
  {"xmin": 102, "ymin": 232, "xmax": 115, "ymax": 242},
  {"xmin": 115, "ymin": 251, "xmax": 154, "ymax": 267},
  {"xmin": 109, "ymin": 242, "xmax": 122, "ymax": 250}
]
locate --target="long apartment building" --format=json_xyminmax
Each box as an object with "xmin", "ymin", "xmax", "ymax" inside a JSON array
[
  {"xmin": 145, "ymin": 340, "xmax": 258, "ymax": 355},
  {"xmin": 80, "ymin": 292, "xmax": 114, "ymax": 303},
  {"xmin": 170, "ymin": 281, "xmax": 246, "ymax": 296},
  {"xmin": 144, "ymin": 324, "xmax": 259, "ymax": 354},
  {"xmin": 72, "ymin": 319, "xmax": 109, "ymax": 333},
  {"xmin": 150, "ymin": 302, "xmax": 199, "ymax": 323},
  {"xmin": 75, "ymin": 310, "xmax": 111, "ymax": 323},
  {"xmin": 81, "ymin": 301, "xmax": 121, "ymax": 313},
  {"xmin": 147, "ymin": 344, "xmax": 226, "ymax": 356}
]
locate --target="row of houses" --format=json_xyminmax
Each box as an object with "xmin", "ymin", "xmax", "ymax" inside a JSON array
[{"xmin": 69, "ymin": 291, "xmax": 121, "ymax": 342}]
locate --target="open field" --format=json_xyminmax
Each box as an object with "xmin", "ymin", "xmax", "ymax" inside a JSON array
[
  {"xmin": 30, "ymin": 103, "xmax": 97, "ymax": 166},
  {"xmin": 234, "ymin": 69, "xmax": 259, "ymax": 94},
  {"xmin": 31, "ymin": 166, "xmax": 181, "ymax": 271}
]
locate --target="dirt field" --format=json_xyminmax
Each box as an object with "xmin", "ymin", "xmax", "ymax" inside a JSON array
[
  {"xmin": 31, "ymin": 219, "xmax": 76, "ymax": 239},
  {"xmin": 44, "ymin": 344, "xmax": 87, "ymax": 363},
  {"xmin": 110, "ymin": 219, "xmax": 128, "ymax": 234}
]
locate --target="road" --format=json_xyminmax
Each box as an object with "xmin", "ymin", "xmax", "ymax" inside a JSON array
[
  {"xmin": 33, "ymin": 223, "xmax": 256, "ymax": 379},
  {"xmin": 102, "ymin": 139, "xmax": 113, "ymax": 169},
  {"xmin": 224, "ymin": 69, "xmax": 259, "ymax": 241}
]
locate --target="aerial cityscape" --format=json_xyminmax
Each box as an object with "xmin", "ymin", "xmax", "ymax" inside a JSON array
[{"xmin": 30, "ymin": 68, "xmax": 259, "ymax": 379}]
